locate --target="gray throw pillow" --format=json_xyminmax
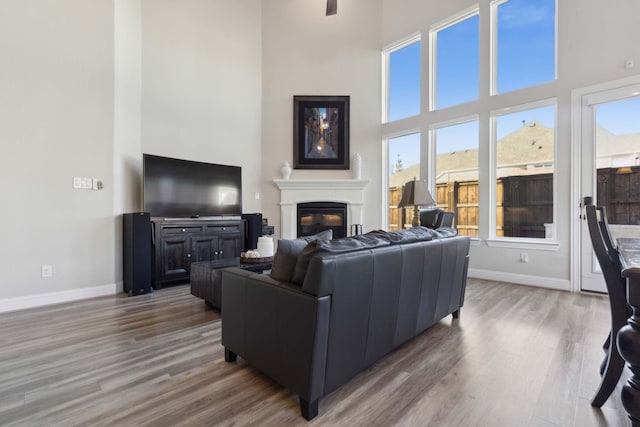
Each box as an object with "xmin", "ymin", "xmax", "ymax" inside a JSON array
[
  {"xmin": 290, "ymin": 233, "xmax": 391, "ymax": 285},
  {"xmin": 269, "ymin": 230, "xmax": 333, "ymax": 282}
]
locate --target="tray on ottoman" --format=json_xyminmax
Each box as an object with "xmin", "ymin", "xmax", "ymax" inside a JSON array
[{"xmin": 240, "ymin": 255, "xmax": 274, "ymax": 264}]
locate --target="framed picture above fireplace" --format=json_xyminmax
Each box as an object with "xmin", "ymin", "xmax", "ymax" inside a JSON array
[{"xmin": 293, "ymin": 95, "xmax": 349, "ymax": 169}]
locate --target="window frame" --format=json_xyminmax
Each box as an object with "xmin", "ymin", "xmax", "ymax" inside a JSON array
[{"xmin": 429, "ymin": 5, "xmax": 480, "ymax": 112}]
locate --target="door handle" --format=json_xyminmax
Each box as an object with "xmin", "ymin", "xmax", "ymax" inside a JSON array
[{"xmin": 580, "ymin": 196, "xmax": 593, "ymax": 220}]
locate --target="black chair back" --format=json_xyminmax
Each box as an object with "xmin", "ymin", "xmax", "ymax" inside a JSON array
[
  {"xmin": 585, "ymin": 200, "xmax": 629, "ymax": 407},
  {"xmin": 440, "ymin": 211, "xmax": 455, "ymax": 228},
  {"xmin": 586, "ymin": 205, "xmax": 624, "ymax": 288},
  {"xmin": 419, "ymin": 208, "xmax": 442, "ymax": 229},
  {"xmin": 419, "ymin": 208, "xmax": 455, "ymax": 229}
]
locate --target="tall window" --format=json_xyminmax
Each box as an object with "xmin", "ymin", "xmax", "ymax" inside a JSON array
[
  {"xmin": 387, "ymin": 39, "xmax": 421, "ymax": 122},
  {"xmin": 388, "ymin": 133, "xmax": 420, "ymax": 230},
  {"xmin": 383, "ymin": 1, "xmax": 558, "ymax": 243},
  {"xmin": 494, "ymin": 102, "xmax": 555, "ymax": 238},
  {"xmin": 432, "ymin": 10, "xmax": 479, "ymax": 110},
  {"xmin": 433, "ymin": 120, "xmax": 479, "ymax": 235},
  {"xmin": 493, "ymin": 0, "xmax": 556, "ymax": 94}
]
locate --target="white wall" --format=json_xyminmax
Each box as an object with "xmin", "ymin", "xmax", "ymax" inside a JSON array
[
  {"xmin": 0, "ymin": 0, "xmax": 263, "ymax": 311},
  {"xmin": 141, "ymin": 0, "xmax": 263, "ymax": 214},
  {"xmin": 0, "ymin": 0, "xmax": 116, "ymax": 306},
  {"xmin": 261, "ymin": 0, "xmax": 383, "ymax": 234},
  {"xmin": 380, "ymin": 0, "xmax": 640, "ymax": 289}
]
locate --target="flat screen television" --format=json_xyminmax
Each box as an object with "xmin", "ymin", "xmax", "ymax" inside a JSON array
[{"xmin": 143, "ymin": 154, "xmax": 242, "ymax": 218}]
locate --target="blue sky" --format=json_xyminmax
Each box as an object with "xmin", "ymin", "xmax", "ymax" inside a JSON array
[
  {"xmin": 388, "ymin": 42, "xmax": 420, "ymax": 122},
  {"xmin": 596, "ymin": 98, "xmax": 640, "ymax": 135},
  {"xmin": 496, "ymin": 0, "xmax": 555, "ymax": 93},
  {"xmin": 435, "ymin": 121, "xmax": 479, "ymax": 155},
  {"xmin": 436, "ymin": 15, "xmax": 479, "ymax": 109}
]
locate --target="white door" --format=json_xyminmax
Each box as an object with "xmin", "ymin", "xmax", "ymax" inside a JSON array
[{"xmin": 579, "ymin": 83, "xmax": 640, "ymax": 292}]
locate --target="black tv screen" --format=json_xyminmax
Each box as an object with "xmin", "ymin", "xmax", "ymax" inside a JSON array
[{"xmin": 143, "ymin": 154, "xmax": 242, "ymax": 218}]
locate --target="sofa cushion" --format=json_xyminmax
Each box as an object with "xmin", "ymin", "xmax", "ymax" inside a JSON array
[
  {"xmin": 432, "ymin": 226, "xmax": 458, "ymax": 238},
  {"xmin": 406, "ymin": 226, "xmax": 439, "ymax": 240},
  {"xmin": 366, "ymin": 227, "xmax": 449, "ymax": 244},
  {"xmin": 270, "ymin": 230, "xmax": 333, "ymax": 282},
  {"xmin": 387, "ymin": 229, "xmax": 419, "ymax": 243},
  {"xmin": 291, "ymin": 233, "xmax": 391, "ymax": 285}
]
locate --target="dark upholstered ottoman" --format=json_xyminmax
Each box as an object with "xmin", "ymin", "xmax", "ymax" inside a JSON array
[{"xmin": 190, "ymin": 258, "xmax": 272, "ymax": 309}]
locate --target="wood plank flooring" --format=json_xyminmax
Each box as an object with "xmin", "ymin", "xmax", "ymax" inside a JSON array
[{"xmin": 0, "ymin": 279, "xmax": 630, "ymax": 426}]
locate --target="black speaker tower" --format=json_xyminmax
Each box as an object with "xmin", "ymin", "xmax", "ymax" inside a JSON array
[
  {"xmin": 123, "ymin": 212, "xmax": 153, "ymax": 296},
  {"xmin": 241, "ymin": 213, "xmax": 263, "ymax": 251}
]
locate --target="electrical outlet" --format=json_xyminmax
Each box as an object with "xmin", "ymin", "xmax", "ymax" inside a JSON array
[
  {"xmin": 41, "ymin": 265, "xmax": 53, "ymax": 278},
  {"xmin": 255, "ymin": 192, "xmax": 260, "ymax": 200},
  {"xmin": 520, "ymin": 253, "xmax": 529, "ymax": 263}
]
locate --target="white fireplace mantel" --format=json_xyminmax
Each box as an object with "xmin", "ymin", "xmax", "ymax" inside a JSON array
[{"xmin": 274, "ymin": 179, "xmax": 369, "ymax": 239}]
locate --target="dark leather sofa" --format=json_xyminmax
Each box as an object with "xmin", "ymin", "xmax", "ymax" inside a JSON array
[{"xmin": 221, "ymin": 228, "xmax": 470, "ymax": 420}]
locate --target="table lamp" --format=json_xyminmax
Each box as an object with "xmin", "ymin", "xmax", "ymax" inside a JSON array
[{"xmin": 398, "ymin": 177, "xmax": 436, "ymax": 228}]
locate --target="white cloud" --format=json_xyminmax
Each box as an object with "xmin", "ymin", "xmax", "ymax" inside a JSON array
[{"xmin": 499, "ymin": 0, "xmax": 554, "ymax": 30}]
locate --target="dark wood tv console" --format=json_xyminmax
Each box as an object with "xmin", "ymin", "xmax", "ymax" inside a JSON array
[{"xmin": 151, "ymin": 218, "xmax": 245, "ymax": 288}]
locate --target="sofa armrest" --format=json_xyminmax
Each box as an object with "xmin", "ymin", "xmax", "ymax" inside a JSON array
[{"xmin": 221, "ymin": 268, "xmax": 330, "ymax": 403}]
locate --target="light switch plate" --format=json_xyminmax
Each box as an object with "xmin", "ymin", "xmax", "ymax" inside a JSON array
[{"xmin": 73, "ymin": 177, "xmax": 93, "ymax": 189}]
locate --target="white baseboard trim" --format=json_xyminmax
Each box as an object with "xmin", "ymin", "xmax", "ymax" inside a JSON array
[
  {"xmin": 468, "ymin": 268, "xmax": 571, "ymax": 292},
  {"xmin": 0, "ymin": 284, "xmax": 117, "ymax": 314}
]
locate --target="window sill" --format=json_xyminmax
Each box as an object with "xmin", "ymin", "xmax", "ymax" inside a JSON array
[{"xmin": 484, "ymin": 238, "xmax": 560, "ymax": 251}]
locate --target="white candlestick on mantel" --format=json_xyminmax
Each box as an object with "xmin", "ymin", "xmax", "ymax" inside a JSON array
[{"xmin": 352, "ymin": 153, "xmax": 362, "ymax": 179}]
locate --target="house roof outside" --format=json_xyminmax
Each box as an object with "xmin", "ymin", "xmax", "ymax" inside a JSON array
[{"xmin": 390, "ymin": 122, "xmax": 640, "ymax": 188}]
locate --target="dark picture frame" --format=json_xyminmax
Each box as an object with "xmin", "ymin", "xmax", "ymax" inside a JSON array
[{"xmin": 293, "ymin": 95, "xmax": 350, "ymax": 169}]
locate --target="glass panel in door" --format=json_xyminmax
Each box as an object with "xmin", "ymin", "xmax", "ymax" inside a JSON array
[{"xmin": 595, "ymin": 97, "xmax": 640, "ymax": 240}]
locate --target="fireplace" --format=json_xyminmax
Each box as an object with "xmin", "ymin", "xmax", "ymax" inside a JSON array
[
  {"xmin": 297, "ymin": 202, "xmax": 347, "ymax": 238},
  {"xmin": 273, "ymin": 178, "xmax": 369, "ymax": 239}
]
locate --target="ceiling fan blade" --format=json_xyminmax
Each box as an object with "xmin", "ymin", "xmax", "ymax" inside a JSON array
[{"xmin": 326, "ymin": 0, "xmax": 337, "ymax": 16}]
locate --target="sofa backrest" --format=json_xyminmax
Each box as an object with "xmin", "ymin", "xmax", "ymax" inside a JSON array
[{"xmin": 302, "ymin": 235, "xmax": 470, "ymax": 394}]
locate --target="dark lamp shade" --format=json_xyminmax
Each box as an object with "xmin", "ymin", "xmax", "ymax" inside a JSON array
[{"xmin": 398, "ymin": 179, "xmax": 435, "ymax": 208}]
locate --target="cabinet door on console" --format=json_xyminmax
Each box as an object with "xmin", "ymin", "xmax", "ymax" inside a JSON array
[
  {"xmin": 192, "ymin": 234, "xmax": 220, "ymax": 262},
  {"xmin": 202, "ymin": 222, "xmax": 244, "ymax": 259},
  {"xmin": 219, "ymin": 233, "xmax": 242, "ymax": 259},
  {"xmin": 159, "ymin": 236, "xmax": 191, "ymax": 281}
]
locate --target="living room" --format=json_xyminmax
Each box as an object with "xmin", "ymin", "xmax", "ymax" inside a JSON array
[{"xmin": 1, "ymin": 0, "xmax": 639, "ymax": 425}]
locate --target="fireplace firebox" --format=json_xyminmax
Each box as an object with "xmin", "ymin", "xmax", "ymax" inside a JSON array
[{"xmin": 297, "ymin": 202, "xmax": 347, "ymax": 238}]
